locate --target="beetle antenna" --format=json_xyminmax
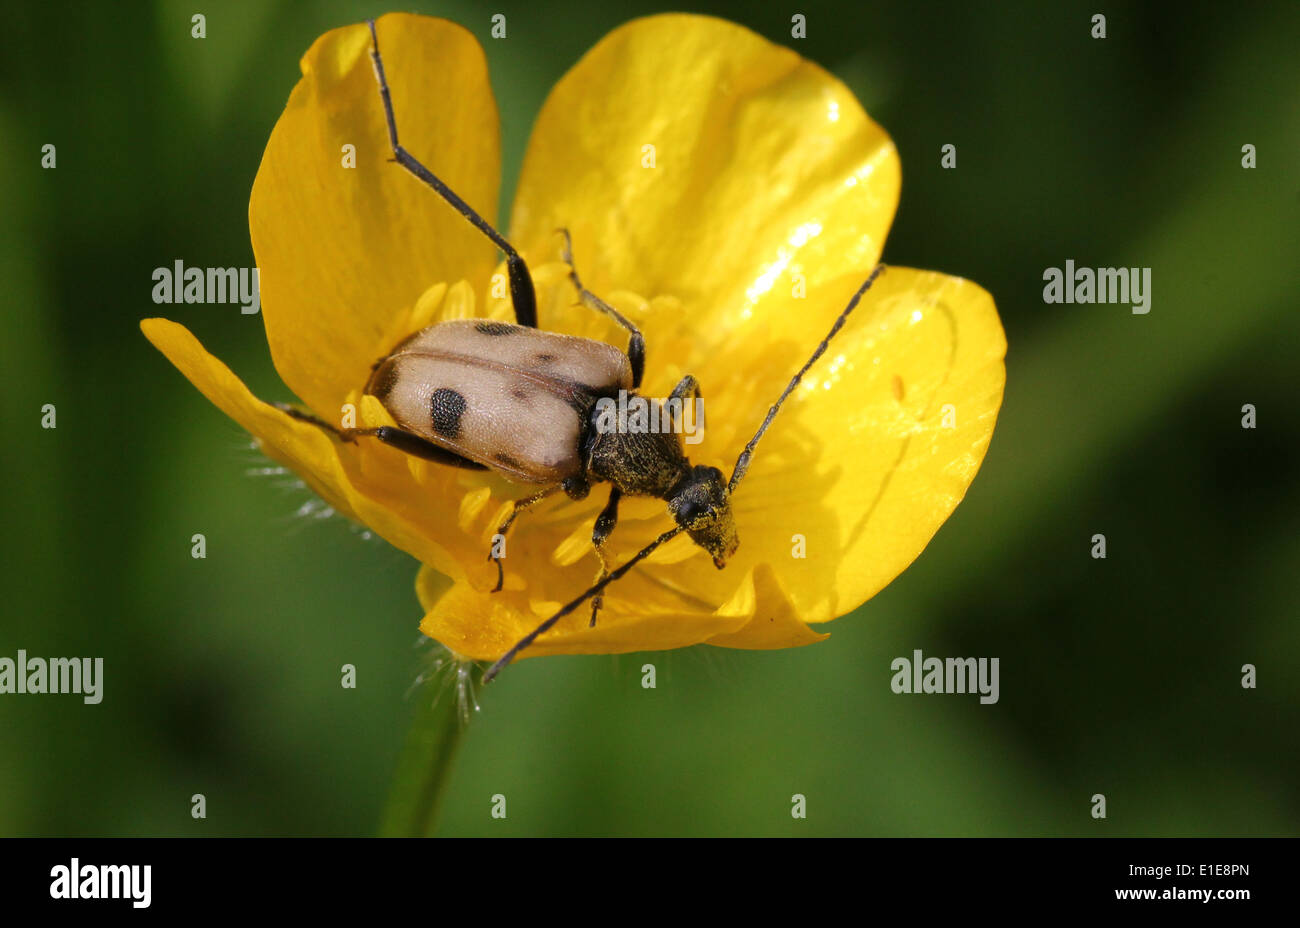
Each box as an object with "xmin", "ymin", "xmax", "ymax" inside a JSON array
[
  {"xmin": 727, "ymin": 264, "xmax": 886, "ymax": 494},
  {"xmin": 483, "ymin": 525, "xmax": 685, "ymax": 682}
]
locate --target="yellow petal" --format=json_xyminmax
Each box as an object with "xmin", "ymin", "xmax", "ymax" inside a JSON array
[
  {"xmin": 251, "ymin": 13, "xmax": 501, "ymax": 417},
  {"xmin": 415, "ymin": 563, "xmax": 745, "ymax": 663},
  {"xmin": 718, "ymin": 266, "xmax": 1006, "ymax": 626},
  {"xmin": 706, "ymin": 563, "xmax": 829, "ymax": 649},
  {"xmin": 509, "ymin": 13, "xmax": 899, "ymax": 366}
]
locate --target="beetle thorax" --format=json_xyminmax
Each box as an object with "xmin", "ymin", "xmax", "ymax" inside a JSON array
[{"xmin": 585, "ymin": 394, "xmax": 691, "ymax": 498}]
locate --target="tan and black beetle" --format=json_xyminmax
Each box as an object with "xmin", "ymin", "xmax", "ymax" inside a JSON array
[{"xmin": 281, "ymin": 21, "xmax": 886, "ymax": 681}]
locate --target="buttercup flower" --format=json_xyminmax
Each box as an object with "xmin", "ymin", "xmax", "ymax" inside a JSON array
[{"xmin": 142, "ymin": 13, "xmax": 1005, "ymax": 668}]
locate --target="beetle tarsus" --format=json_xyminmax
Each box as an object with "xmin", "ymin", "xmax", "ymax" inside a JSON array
[
  {"xmin": 272, "ymin": 402, "xmax": 352, "ymax": 441},
  {"xmin": 588, "ymin": 487, "xmax": 620, "ymax": 626},
  {"xmin": 485, "ymin": 484, "xmax": 563, "ymax": 594}
]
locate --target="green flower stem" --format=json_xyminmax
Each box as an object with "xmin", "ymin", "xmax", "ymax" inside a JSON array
[{"xmin": 379, "ymin": 682, "xmax": 468, "ymax": 837}]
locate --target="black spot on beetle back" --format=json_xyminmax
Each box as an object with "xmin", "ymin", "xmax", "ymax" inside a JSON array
[
  {"xmin": 431, "ymin": 388, "xmax": 468, "ymax": 439},
  {"xmin": 368, "ymin": 360, "xmax": 400, "ymax": 401},
  {"xmin": 475, "ymin": 321, "xmax": 516, "ymax": 336}
]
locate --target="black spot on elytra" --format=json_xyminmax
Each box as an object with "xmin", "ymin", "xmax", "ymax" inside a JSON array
[
  {"xmin": 368, "ymin": 361, "xmax": 400, "ymax": 401},
  {"xmin": 430, "ymin": 388, "xmax": 467, "ymax": 439},
  {"xmin": 534, "ymin": 353, "xmax": 557, "ymax": 364},
  {"xmin": 510, "ymin": 387, "xmax": 531, "ymax": 402},
  {"xmin": 475, "ymin": 321, "xmax": 515, "ymax": 336},
  {"xmin": 495, "ymin": 451, "xmax": 522, "ymax": 469}
]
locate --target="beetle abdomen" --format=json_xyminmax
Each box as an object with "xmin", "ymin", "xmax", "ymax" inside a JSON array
[{"xmin": 366, "ymin": 320, "xmax": 633, "ymax": 484}]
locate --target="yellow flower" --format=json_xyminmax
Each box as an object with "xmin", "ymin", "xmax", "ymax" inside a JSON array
[{"xmin": 141, "ymin": 13, "xmax": 1005, "ymax": 669}]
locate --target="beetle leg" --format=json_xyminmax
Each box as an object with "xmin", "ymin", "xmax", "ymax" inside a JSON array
[
  {"xmin": 367, "ymin": 19, "xmax": 538, "ymax": 329},
  {"xmin": 668, "ymin": 374, "xmax": 706, "ymax": 438},
  {"xmin": 557, "ymin": 228, "xmax": 646, "ymax": 388},
  {"xmin": 350, "ymin": 427, "xmax": 489, "ymax": 469},
  {"xmin": 588, "ymin": 487, "xmax": 622, "ymax": 626},
  {"xmin": 488, "ymin": 484, "xmax": 563, "ymax": 593},
  {"xmin": 272, "ymin": 402, "xmax": 347, "ymax": 437},
  {"xmin": 272, "ymin": 403, "xmax": 487, "ymax": 469}
]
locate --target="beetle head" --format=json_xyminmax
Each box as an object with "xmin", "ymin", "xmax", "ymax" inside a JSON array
[{"xmin": 667, "ymin": 465, "xmax": 738, "ymax": 568}]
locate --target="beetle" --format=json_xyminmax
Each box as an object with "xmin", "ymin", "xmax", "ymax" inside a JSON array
[{"xmin": 279, "ymin": 20, "xmax": 887, "ymax": 682}]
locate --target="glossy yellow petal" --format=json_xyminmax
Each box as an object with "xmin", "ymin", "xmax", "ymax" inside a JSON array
[
  {"xmin": 251, "ymin": 12, "xmax": 501, "ymax": 416},
  {"xmin": 715, "ymin": 266, "xmax": 1006, "ymax": 630},
  {"xmin": 509, "ymin": 13, "xmax": 899, "ymax": 365}
]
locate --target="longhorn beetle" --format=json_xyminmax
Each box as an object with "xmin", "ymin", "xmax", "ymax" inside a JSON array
[{"xmin": 279, "ymin": 20, "xmax": 887, "ymax": 683}]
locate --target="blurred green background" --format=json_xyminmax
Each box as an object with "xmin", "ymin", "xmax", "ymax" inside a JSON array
[{"xmin": 2, "ymin": 0, "xmax": 1297, "ymax": 837}]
